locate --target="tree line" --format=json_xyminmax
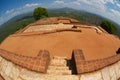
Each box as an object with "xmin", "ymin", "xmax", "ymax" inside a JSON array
[{"xmin": 33, "ymin": 7, "xmax": 118, "ymax": 34}]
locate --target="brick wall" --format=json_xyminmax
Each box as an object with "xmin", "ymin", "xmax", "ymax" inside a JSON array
[
  {"xmin": 11, "ymin": 28, "xmax": 81, "ymax": 37},
  {"xmin": 0, "ymin": 49, "xmax": 50, "ymax": 73},
  {"xmin": 0, "ymin": 49, "xmax": 120, "ymax": 80},
  {"xmin": 72, "ymin": 49, "xmax": 120, "ymax": 74}
]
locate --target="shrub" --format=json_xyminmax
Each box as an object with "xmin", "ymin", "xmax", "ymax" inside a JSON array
[
  {"xmin": 100, "ymin": 21, "xmax": 117, "ymax": 34},
  {"xmin": 33, "ymin": 7, "xmax": 48, "ymax": 20}
]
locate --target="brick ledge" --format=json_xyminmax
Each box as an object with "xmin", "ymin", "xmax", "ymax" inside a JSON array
[
  {"xmin": 0, "ymin": 49, "xmax": 50, "ymax": 73},
  {"xmin": 72, "ymin": 49, "xmax": 120, "ymax": 74},
  {"xmin": 11, "ymin": 28, "xmax": 81, "ymax": 37}
]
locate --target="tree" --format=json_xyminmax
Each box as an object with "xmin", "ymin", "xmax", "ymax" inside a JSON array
[
  {"xmin": 100, "ymin": 21, "xmax": 117, "ymax": 34},
  {"xmin": 33, "ymin": 7, "xmax": 48, "ymax": 20}
]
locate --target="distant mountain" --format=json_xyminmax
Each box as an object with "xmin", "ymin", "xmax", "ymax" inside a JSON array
[
  {"xmin": 48, "ymin": 7, "xmax": 106, "ymax": 25},
  {"xmin": 0, "ymin": 12, "xmax": 35, "ymax": 43},
  {"xmin": 0, "ymin": 12, "xmax": 33, "ymax": 28},
  {"xmin": 48, "ymin": 7, "xmax": 120, "ymax": 36},
  {"xmin": 1, "ymin": 7, "xmax": 120, "ymax": 28},
  {"xmin": 0, "ymin": 7, "xmax": 120, "ymax": 43}
]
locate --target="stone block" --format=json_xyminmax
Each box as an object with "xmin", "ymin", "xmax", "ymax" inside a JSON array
[
  {"xmin": 118, "ymin": 61, "xmax": 120, "ymax": 68},
  {"xmin": 114, "ymin": 63, "xmax": 120, "ymax": 79},
  {"xmin": 50, "ymin": 59, "xmax": 66, "ymax": 66},
  {"xmin": 80, "ymin": 71, "xmax": 102, "ymax": 80},
  {"xmin": 48, "ymin": 66, "xmax": 69, "ymax": 70},
  {"xmin": 20, "ymin": 69, "xmax": 44, "ymax": 80},
  {"xmin": 108, "ymin": 65, "xmax": 116, "ymax": 78},
  {"xmin": 0, "ymin": 56, "xmax": 3, "ymax": 62},
  {"xmin": 111, "ymin": 74, "xmax": 117, "ymax": 80},
  {"xmin": 101, "ymin": 67, "xmax": 110, "ymax": 80},
  {"xmin": 9, "ymin": 63, "xmax": 20, "ymax": 80},
  {"xmin": 5, "ymin": 62, "xmax": 13, "ymax": 76},
  {"xmin": 0, "ymin": 71, "xmax": 12, "ymax": 80},
  {"xmin": 1, "ymin": 58, "xmax": 8, "ymax": 73},
  {"xmin": 53, "ymin": 56, "xmax": 67, "ymax": 59},
  {"xmin": 44, "ymin": 75, "xmax": 79, "ymax": 80},
  {"xmin": 17, "ymin": 78, "xmax": 23, "ymax": 80},
  {"xmin": 47, "ymin": 69, "xmax": 71, "ymax": 75}
]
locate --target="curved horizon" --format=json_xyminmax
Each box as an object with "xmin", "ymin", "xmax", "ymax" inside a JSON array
[{"xmin": 0, "ymin": 0, "xmax": 120, "ymax": 26}]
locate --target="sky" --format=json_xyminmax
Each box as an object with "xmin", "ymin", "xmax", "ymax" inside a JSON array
[{"xmin": 0, "ymin": 0, "xmax": 120, "ymax": 26}]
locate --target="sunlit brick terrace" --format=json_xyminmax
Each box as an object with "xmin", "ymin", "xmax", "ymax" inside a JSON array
[{"xmin": 0, "ymin": 17, "xmax": 120, "ymax": 80}]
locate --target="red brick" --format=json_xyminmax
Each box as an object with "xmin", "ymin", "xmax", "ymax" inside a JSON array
[
  {"xmin": 72, "ymin": 49, "xmax": 120, "ymax": 74},
  {"xmin": 0, "ymin": 49, "xmax": 50, "ymax": 73}
]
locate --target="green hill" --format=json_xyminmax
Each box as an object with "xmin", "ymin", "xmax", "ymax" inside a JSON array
[
  {"xmin": 0, "ymin": 17, "xmax": 35, "ymax": 43},
  {"xmin": 0, "ymin": 7, "xmax": 120, "ymax": 43}
]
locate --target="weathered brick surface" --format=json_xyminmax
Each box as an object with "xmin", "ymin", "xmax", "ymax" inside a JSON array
[
  {"xmin": 11, "ymin": 28, "xmax": 81, "ymax": 37},
  {"xmin": 72, "ymin": 49, "xmax": 120, "ymax": 74},
  {"xmin": 0, "ymin": 49, "xmax": 50, "ymax": 73}
]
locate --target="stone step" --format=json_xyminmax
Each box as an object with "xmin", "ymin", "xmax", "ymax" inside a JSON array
[
  {"xmin": 50, "ymin": 59, "xmax": 67, "ymax": 66},
  {"xmin": 43, "ymin": 75, "xmax": 79, "ymax": 80},
  {"xmin": 53, "ymin": 56, "xmax": 67, "ymax": 59},
  {"xmin": 48, "ymin": 66, "xmax": 69, "ymax": 70},
  {"xmin": 47, "ymin": 69, "xmax": 72, "ymax": 75}
]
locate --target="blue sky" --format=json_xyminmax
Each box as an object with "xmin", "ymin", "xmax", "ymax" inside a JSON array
[{"xmin": 0, "ymin": 0, "xmax": 120, "ymax": 26}]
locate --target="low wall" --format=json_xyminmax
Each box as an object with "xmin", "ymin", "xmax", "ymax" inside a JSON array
[
  {"xmin": 0, "ymin": 56, "xmax": 120, "ymax": 80},
  {"xmin": 0, "ymin": 49, "xmax": 50, "ymax": 73},
  {"xmin": 11, "ymin": 28, "xmax": 81, "ymax": 37},
  {"xmin": 0, "ymin": 49, "xmax": 120, "ymax": 80},
  {"xmin": 72, "ymin": 49, "xmax": 120, "ymax": 74},
  {"xmin": 80, "ymin": 61, "xmax": 120, "ymax": 80}
]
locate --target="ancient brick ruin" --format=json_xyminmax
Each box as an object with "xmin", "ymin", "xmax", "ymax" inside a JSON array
[{"xmin": 0, "ymin": 17, "xmax": 120, "ymax": 80}]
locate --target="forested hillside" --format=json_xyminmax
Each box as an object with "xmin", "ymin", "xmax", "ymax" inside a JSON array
[{"xmin": 0, "ymin": 7, "xmax": 120, "ymax": 43}]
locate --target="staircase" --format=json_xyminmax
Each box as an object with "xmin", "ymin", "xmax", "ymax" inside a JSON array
[
  {"xmin": 47, "ymin": 56, "xmax": 71, "ymax": 75},
  {"xmin": 46, "ymin": 56, "xmax": 79, "ymax": 80}
]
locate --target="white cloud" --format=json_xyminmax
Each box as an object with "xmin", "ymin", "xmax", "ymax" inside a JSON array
[
  {"xmin": 73, "ymin": 1, "xmax": 81, "ymax": 5},
  {"xmin": 5, "ymin": 9, "xmax": 14, "ymax": 14},
  {"xmin": 105, "ymin": 0, "xmax": 114, "ymax": 4},
  {"xmin": 116, "ymin": 3, "xmax": 120, "ymax": 8},
  {"xmin": 51, "ymin": 0, "xmax": 66, "ymax": 8},
  {"xmin": 103, "ymin": 9, "xmax": 120, "ymax": 25},
  {"xmin": 1, "ymin": 1, "xmax": 120, "ymax": 26},
  {"xmin": 0, "ymin": 3, "xmax": 40, "ymax": 25},
  {"xmin": 62, "ymin": 0, "xmax": 120, "ymax": 25},
  {"xmin": 74, "ymin": 0, "xmax": 116, "ymax": 12},
  {"xmin": 76, "ymin": 0, "xmax": 107, "ymax": 11},
  {"xmin": 110, "ymin": 9, "xmax": 120, "ymax": 17},
  {"xmin": 117, "ymin": 4, "xmax": 120, "ymax": 7},
  {"xmin": 23, "ymin": 3, "xmax": 39, "ymax": 8},
  {"xmin": 54, "ymin": 0, "xmax": 64, "ymax": 4}
]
